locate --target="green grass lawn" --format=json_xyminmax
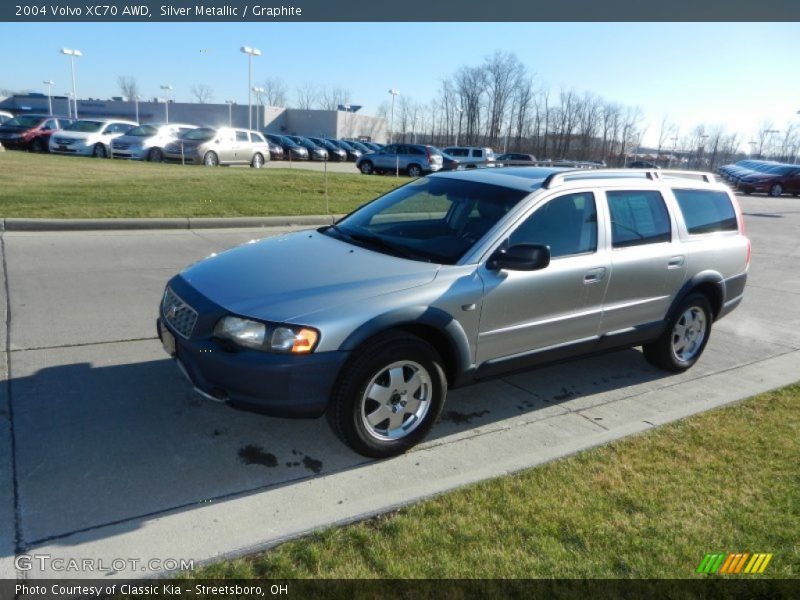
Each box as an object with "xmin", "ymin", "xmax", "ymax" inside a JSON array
[
  {"xmin": 0, "ymin": 151, "xmax": 404, "ymax": 218},
  {"xmin": 189, "ymin": 384, "xmax": 799, "ymax": 579}
]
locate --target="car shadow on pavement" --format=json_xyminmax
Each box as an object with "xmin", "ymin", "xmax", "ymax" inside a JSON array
[{"xmin": 8, "ymin": 345, "xmax": 669, "ymax": 553}]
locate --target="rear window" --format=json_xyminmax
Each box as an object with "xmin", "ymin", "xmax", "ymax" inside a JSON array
[
  {"xmin": 673, "ymin": 189, "xmax": 738, "ymax": 234},
  {"xmin": 607, "ymin": 190, "xmax": 671, "ymax": 248}
]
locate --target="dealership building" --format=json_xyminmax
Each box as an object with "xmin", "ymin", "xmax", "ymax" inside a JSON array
[{"xmin": 0, "ymin": 93, "xmax": 388, "ymax": 142}]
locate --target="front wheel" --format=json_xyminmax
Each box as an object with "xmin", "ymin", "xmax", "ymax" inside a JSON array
[
  {"xmin": 407, "ymin": 164, "xmax": 423, "ymax": 177},
  {"xmin": 643, "ymin": 293, "xmax": 712, "ymax": 372},
  {"xmin": 30, "ymin": 138, "xmax": 46, "ymax": 153},
  {"xmin": 148, "ymin": 147, "xmax": 163, "ymax": 162},
  {"xmin": 251, "ymin": 153, "xmax": 265, "ymax": 168},
  {"xmin": 92, "ymin": 143, "xmax": 107, "ymax": 158},
  {"xmin": 359, "ymin": 160, "xmax": 373, "ymax": 175},
  {"xmin": 203, "ymin": 151, "xmax": 219, "ymax": 167},
  {"xmin": 769, "ymin": 184, "xmax": 783, "ymax": 197},
  {"xmin": 327, "ymin": 333, "xmax": 447, "ymax": 458}
]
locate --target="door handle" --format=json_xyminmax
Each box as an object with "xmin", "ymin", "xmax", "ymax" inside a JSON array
[
  {"xmin": 584, "ymin": 267, "xmax": 607, "ymax": 284},
  {"xmin": 668, "ymin": 256, "xmax": 685, "ymax": 269}
]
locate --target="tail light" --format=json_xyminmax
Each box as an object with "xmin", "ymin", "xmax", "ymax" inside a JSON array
[
  {"xmin": 746, "ymin": 239, "xmax": 752, "ymax": 267},
  {"xmin": 425, "ymin": 146, "xmax": 432, "ymax": 162}
]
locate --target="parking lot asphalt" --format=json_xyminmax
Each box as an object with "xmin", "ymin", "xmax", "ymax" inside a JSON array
[
  {"xmin": 264, "ymin": 160, "xmax": 360, "ymax": 174},
  {"xmin": 1, "ymin": 195, "xmax": 799, "ymax": 578}
]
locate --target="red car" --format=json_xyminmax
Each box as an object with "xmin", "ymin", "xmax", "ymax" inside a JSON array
[
  {"xmin": 0, "ymin": 114, "xmax": 74, "ymax": 153},
  {"xmin": 737, "ymin": 164, "xmax": 800, "ymax": 197}
]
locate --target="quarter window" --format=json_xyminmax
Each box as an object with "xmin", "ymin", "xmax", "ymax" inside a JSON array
[
  {"xmin": 672, "ymin": 189, "xmax": 738, "ymax": 234},
  {"xmin": 510, "ymin": 192, "xmax": 598, "ymax": 258},
  {"xmin": 236, "ymin": 131, "xmax": 249, "ymax": 142},
  {"xmin": 607, "ymin": 190, "xmax": 671, "ymax": 248}
]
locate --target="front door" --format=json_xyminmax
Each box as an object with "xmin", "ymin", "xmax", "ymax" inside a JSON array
[{"xmin": 477, "ymin": 191, "xmax": 609, "ymax": 364}]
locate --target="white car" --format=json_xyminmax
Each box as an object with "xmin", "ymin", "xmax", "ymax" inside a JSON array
[
  {"xmin": 49, "ymin": 118, "xmax": 138, "ymax": 158},
  {"xmin": 0, "ymin": 111, "xmax": 14, "ymax": 125},
  {"xmin": 111, "ymin": 122, "xmax": 197, "ymax": 161}
]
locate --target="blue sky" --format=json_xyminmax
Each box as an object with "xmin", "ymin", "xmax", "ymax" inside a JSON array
[{"xmin": 1, "ymin": 22, "xmax": 798, "ymax": 146}]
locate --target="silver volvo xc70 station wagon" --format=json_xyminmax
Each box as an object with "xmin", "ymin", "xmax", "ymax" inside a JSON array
[{"xmin": 158, "ymin": 167, "xmax": 750, "ymax": 458}]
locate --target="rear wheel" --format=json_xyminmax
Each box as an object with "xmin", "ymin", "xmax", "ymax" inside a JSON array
[
  {"xmin": 359, "ymin": 160, "xmax": 373, "ymax": 175},
  {"xmin": 327, "ymin": 332, "xmax": 447, "ymax": 458},
  {"xmin": 203, "ymin": 151, "xmax": 219, "ymax": 167},
  {"xmin": 251, "ymin": 153, "xmax": 265, "ymax": 168},
  {"xmin": 92, "ymin": 143, "xmax": 107, "ymax": 158},
  {"xmin": 643, "ymin": 293, "xmax": 712, "ymax": 372},
  {"xmin": 407, "ymin": 164, "xmax": 423, "ymax": 177},
  {"xmin": 769, "ymin": 184, "xmax": 783, "ymax": 197},
  {"xmin": 148, "ymin": 147, "xmax": 163, "ymax": 162}
]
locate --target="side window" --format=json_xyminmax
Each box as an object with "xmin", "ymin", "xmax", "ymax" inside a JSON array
[
  {"xmin": 43, "ymin": 119, "xmax": 57, "ymax": 130},
  {"xmin": 607, "ymin": 190, "xmax": 671, "ymax": 248},
  {"xmin": 472, "ymin": 149, "xmax": 483, "ymax": 158},
  {"xmin": 510, "ymin": 192, "xmax": 597, "ymax": 258},
  {"xmin": 383, "ymin": 145, "xmax": 397, "ymax": 154},
  {"xmin": 236, "ymin": 131, "xmax": 249, "ymax": 142},
  {"xmin": 407, "ymin": 146, "xmax": 424, "ymax": 155},
  {"xmin": 453, "ymin": 149, "xmax": 468, "ymax": 157},
  {"xmin": 672, "ymin": 189, "xmax": 738, "ymax": 234}
]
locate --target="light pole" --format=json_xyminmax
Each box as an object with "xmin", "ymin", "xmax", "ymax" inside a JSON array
[
  {"xmin": 160, "ymin": 85, "xmax": 173, "ymax": 122},
  {"xmin": 668, "ymin": 136, "xmax": 679, "ymax": 168},
  {"xmin": 762, "ymin": 129, "xmax": 780, "ymax": 159},
  {"xmin": 455, "ymin": 106, "xmax": 463, "ymax": 146},
  {"xmin": 696, "ymin": 134, "xmax": 709, "ymax": 168},
  {"xmin": 60, "ymin": 48, "xmax": 82, "ymax": 119},
  {"xmin": 134, "ymin": 95, "xmax": 140, "ymax": 123},
  {"xmin": 748, "ymin": 140, "xmax": 757, "ymax": 158},
  {"xmin": 64, "ymin": 92, "xmax": 74, "ymax": 120},
  {"xmin": 43, "ymin": 80, "xmax": 54, "ymax": 115},
  {"xmin": 226, "ymin": 100, "xmax": 235, "ymax": 127},
  {"xmin": 388, "ymin": 89, "xmax": 399, "ymax": 144},
  {"xmin": 252, "ymin": 86, "xmax": 265, "ymax": 130},
  {"xmin": 240, "ymin": 46, "xmax": 261, "ymax": 131}
]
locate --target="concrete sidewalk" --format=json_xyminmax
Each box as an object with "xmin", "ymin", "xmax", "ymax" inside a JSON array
[
  {"xmin": 0, "ymin": 195, "xmax": 798, "ymax": 579},
  {"xmin": 1, "ymin": 215, "xmax": 337, "ymax": 232}
]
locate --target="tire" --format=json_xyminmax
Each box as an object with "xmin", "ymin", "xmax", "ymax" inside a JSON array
[
  {"xmin": 148, "ymin": 147, "xmax": 163, "ymax": 162},
  {"xmin": 203, "ymin": 151, "xmax": 219, "ymax": 167},
  {"xmin": 327, "ymin": 332, "xmax": 447, "ymax": 458},
  {"xmin": 407, "ymin": 164, "xmax": 423, "ymax": 177},
  {"xmin": 769, "ymin": 184, "xmax": 783, "ymax": 197},
  {"xmin": 30, "ymin": 138, "xmax": 46, "ymax": 153},
  {"xmin": 251, "ymin": 153, "xmax": 265, "ymax": 168},
  {"xmin": 92, "ymin": 143, "xmax": 107, "ymax": 158},
  {"xmin": 643, "ymin": 293, "xmax": 712, "ymax": 372},
  {"xmin": 359, "ymin": 160, "xmax": 373, "ymax": 175}
]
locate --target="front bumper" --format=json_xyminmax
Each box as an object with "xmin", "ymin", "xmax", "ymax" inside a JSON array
[
  {"xmin": 737, "ymin": 182, "xmax": 770, "ymax": 193},
  {"xmin": 157, "ymin": 277, "xmax": 347, "ymax": 418},
  {"xmin": 112, "ymin": 147, "xmax": 147, "ymax": 160}
]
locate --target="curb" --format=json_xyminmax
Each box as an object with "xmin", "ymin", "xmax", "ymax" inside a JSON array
[{"xmin": 1, "ymin": 215, "xmax": 339, "ymax": 232}]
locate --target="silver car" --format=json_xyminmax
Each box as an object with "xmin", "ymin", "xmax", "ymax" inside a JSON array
[
  {"xmin": 443, "ymin": 146, "xmax": 496, "ymax": 168},
  {"xmin": 111, "ymin": 122, "xmax": 197, "ymax": 161},
  {"xmin": 49, "ymin": 119, "xmax": 138, "ymax": 157},
  {"xmin": 356, "ymin": 143, "xmax": 444, "ymax": 177},
  {"xmin": 162, "ymin": 127, "xmax": 270, "ymax": 167},
  {"xmin": 158, "ymin": 167, "xmax": 749, "ymax": 457}
]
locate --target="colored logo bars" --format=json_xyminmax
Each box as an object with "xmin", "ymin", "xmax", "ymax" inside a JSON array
[{"xmin": 696, "ymin": 552, "xmax": 773, "ymax": 574}]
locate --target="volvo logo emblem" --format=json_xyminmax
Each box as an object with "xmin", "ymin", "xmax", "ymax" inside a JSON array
[{"xmin": 167, "ymin": 303, "xmax": 179, "ymax": 320}]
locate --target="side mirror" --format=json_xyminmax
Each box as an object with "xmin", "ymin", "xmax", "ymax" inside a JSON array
[{"xmin": 487, "ymin": 244, "xmax": 550, "ymax": 272}]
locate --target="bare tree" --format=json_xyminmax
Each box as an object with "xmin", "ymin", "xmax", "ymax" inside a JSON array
[
  {"xmin": 261, "ymin": 77, "xmax": 288, "ymax": 107},
  {"xmin": 656, "ymin": 115, "xmax": 675, "ymax": 165},
  {"xmin": 454, "ymin": 66, "xmax": 486, "ymax": 145},
  {"xmin": 190, "ymin": 84, "xmax": 214, "ymax": 104},
  {"xmin": 295, "ymin": 82, "xmax": 320, "ymax": 110},
  {"xmin": 319, "ymin": 86, "xmax": 351, "ymax": 111},
  {"xmin": 483, "ymin": 51, "xmax": 525, "ymax": 145},
  {"xmin": 117, "ymin": 76, "xmax": 139, "ymax": 100}
]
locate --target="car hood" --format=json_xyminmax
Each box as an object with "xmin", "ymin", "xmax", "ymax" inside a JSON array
[
  {"xmin": 53, "ymin": 129, "xmax": 99, "ymax": 140},
  {"xmin": 0, "ymin": 126, "xmax": 29, "ymax": 135},
  {"xmin": 114, "ymin": 134, "xmax": 156, "ymax": 144},
  {"xmin": 181, "ymin": 230, "xmax": 440, "ymax": 322}
]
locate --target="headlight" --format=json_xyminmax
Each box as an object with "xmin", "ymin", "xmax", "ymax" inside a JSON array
[{"xmin": 214, "ymin": 316, "xmax": 319, "ymax": 353}]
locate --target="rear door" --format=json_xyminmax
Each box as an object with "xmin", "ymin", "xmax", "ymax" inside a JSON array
[
  {"xmin": 374, "ymin": 144, "xmax": 398, "ymax": 170},
  {"xmin": 598, "ymin": 187, "xmax": 685, "ymax": 334}
]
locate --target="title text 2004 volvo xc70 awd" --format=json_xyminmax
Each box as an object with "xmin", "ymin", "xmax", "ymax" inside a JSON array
[{"xmin": 158, "ymin": 167, "xmax": 750, "ymax": 458}]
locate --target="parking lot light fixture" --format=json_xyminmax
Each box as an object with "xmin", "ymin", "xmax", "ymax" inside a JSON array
[
  {"xmin": 388, "ymin": 89, "xmax": 399, "ymax": 144},
  {"xmin": 455, "ymin": 106, "xmax": 463, "ymax": 146},
  {"xmin": 43, "ymin": 80, "xmax": 54, "ymax": 115},
  {"xmin": 240, "ymin": 46, "xmax": 262, "ymax": 131},
  {"xmin": 60, "ymin": 48, "xmax": 82, "ymax": 119},
  {"xmin": 225, "ymin": 99, "xmax": 235, "ymax": 127},
  {"xmin": 160, "ymin": 85, "xmax": 173, "ymax": 122},
  {"xmin": 64, "ymin": 91, "xmax": 74, "ymax": 120},
  {"xmin": 134, "ymin": 95, "xmax": 140, "ymax": 123}
]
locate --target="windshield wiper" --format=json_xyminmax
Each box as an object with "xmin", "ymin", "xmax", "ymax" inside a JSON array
[{"xmin": 328, "ymin": 226, "xmax": 429, "ymax": 261}]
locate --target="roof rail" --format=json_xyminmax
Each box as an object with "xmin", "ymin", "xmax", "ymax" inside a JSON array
[
  {"xmin": 542, "ymin": 168, "xmax": 659, "ymax": 189},
  {"xmin": 542, "ymin": 168, "xmax": 717, "ymax": 189}
]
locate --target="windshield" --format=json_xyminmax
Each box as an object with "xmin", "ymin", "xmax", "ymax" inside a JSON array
[
  {"xmin": 126, "ymin": 125, "xmax": 159, "ymax": 137},
  {"xmin": 280, "ymin": 136, "xmax": 299, "ymax": 148},
  {"xmin": 4, "ymin": 116, "xmax": 43, "ymax": 128},
  {"xmin": 325, "ymin": 176, "xmax": 528, "ymax": 264},
  {"xmin": 337, "ymin": 140, "xmax": 354, "ymax": 150},
  {"xmin": 181, "ymin": 128, "xmax": 215, "ymax": 141},
  {"xmin": 765, "ymin": 166, "xmax": 795, "ymax": 175},
  {"xmin": 65, "ymin": 120, "xmax": 104, "ymax": 133}
]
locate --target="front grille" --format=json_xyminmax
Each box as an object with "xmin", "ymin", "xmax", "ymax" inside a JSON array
[
  {"xmin": 112, "ymin": 142, "xmax": 131, "ymax": 150},
  {"xmin": 53, "ymin": 137, "xmax": 75, "ymax": 146},
  {"xmin": 161, "ymin": 287, "xmax": 198, "ymax": 339}
]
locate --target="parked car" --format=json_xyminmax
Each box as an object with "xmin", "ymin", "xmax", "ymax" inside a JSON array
[
  {"xmin": 443, "ymin": 146, "xmax": 496, "ymax": 168},
  {"xmin": 307, "ymin": 137, "xmax": 348, "ymax": 161},
  {"xmin": 345, "ymin": 140, "xmax": 373, "ymax": 155},
  {"xmin": 440, "ymin": 151, "xmax": 461, "ymax": 171},
  {"xmin": 326, "ymin": 138, "xmax": 361, "ymax": 161},
  {"xmin": 737, "ymin": 164, "xmax": 800, "ymax": 197},
  {"xmin": 110, "ymin": 122, "xmax": 197, "ymax": 161},
  {"xmin": 286, "ymin": 135, "xmax": 328, "ymax": 161},
  {"xmin": 266, "ymin": 139, "xmax": 284, "ymax": 161},
  {"xmin": 266, "ymin": 134, "xmax": 308, "ymax": 161},
  {"xmin": 496, "ymin": 153, "xmax": 537, "ymax": 166},
  {"xmin": 0, "ymin": 111, "xmax": 14, "ymax": 125},
  {"xmin": 356, "ymin": 143, "xmax": 444, "ymax": 177},
  {"xmin": 49, "ymin": 118, "xmax": 138, "ymax": 157},
  {"xmin": 158, "ymin": 166, "xmax": 749, "ymax": 457},
  {"xmin": 0, "ymin": 114, "xmax": 73, "ymax": 152},
  {"xmin": 162, "ymin": 127, "xmax": 270, "ymax": 167},
  {"xmin": 360, "ymin": 141, "xmax": 383, "ymax": 152},
  {"xmin": 628, "ymin": 160, "xmax": 659, "ymax": 169}
]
